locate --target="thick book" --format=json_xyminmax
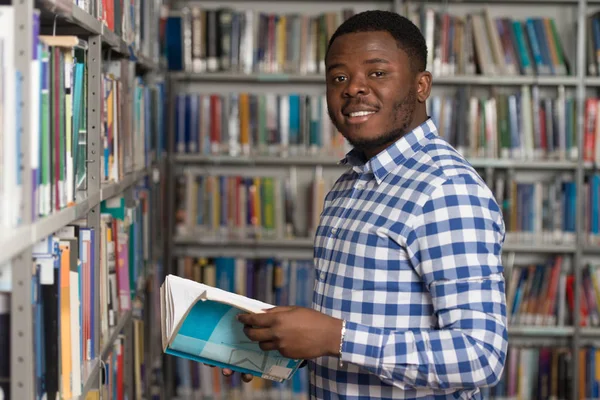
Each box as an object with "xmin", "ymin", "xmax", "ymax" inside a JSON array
[{"xmin": 160, "ymin": 274, "xmax": 303, "ymax": 382}]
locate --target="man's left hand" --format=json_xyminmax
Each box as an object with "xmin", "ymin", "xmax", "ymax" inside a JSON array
[{"xmin": 238, "ymin": 306, "xmax": 343, "ymax": 360}]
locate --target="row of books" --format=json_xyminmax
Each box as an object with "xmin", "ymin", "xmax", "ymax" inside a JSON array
[
  {"xmin": 587, "ymin": 12, "xmax": 600, "ymax": 77},
  {"xmin": 489, "ymin": 174, "xmax": 576, "ymax": 244},
  {"xmin": 490, "ymin": 172, "xmax": 600, "ymax": 244},
  {"xmin": 404, "ymin": 7, "xmax": 569, "ymax": 77},
  {"xmin": 72, "ymin": 0, "xmax": 154, "ymax": 62},
  {"xmin": 173, "ymin": 256, "xmax": 314, "ymax": 400},
  {"xmin": 85, "ymin": 322, "xmax": 146, "ymax": 400},
  {"xmin": 174, "ymin": 169, "xmax": 327, "ymax": 240},
  {"xmin": 172, "ymin": 86, "xmax": 583, "ymax": 162},
  {"xmin": 164, "ymin": 7, "xmax": 353, "ymax": 75},
  {"xmin": 173, "ymin": 167, "xmax": 584, "ymax": 245},
  {"xmin": 0, "ymin": 6, "xmax": 167, "ymax": 239},
  {"xmin": 174, "ymin": 92, "xmax": 348, "ymax": 159},
  {"xmin": 507, "ymin": 256, "xmax": 570, "ymax": 327},
  {"xmin": 33, "ymin": 32, "xmax": 89, "ymax": 219},
  {"xmin": 163, "ymin": 5, "xmax": 575, "ymax": 78},
  {"xmin": 485, "ymin": 346, "xmax": 573, "ymax": 400},
  {"xmin": 487, "ymin": 346, "xmax": 600, "ymax": 399},
  {"xmin": 102, "ymin": 60, "xmax": 166, "ymax": 183},
  {"xmin": 429, "ymin": 86, "xmax": 579, "ymax": 162},
  {"xmin": 21, "ymin": 187, "xmax": 150, "ymax": 400},
  {"xmin": 505, "ymin": 256, "xmax": 600, "ymax": 329}
]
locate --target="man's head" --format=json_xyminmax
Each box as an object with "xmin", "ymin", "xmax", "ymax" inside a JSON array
[{"xmin": 325, "ymin": 10, "xmax": 432, "ymax": 158}]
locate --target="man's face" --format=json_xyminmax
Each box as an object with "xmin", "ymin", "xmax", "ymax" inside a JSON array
[{"xmin": 325, "ymin": 31, "xmax": 420, "ymax": 155}]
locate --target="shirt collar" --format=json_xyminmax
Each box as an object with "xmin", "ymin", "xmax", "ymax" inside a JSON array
[{"xmin": 338, "ymin": 118, "xmax": 438, "ymax": 185}]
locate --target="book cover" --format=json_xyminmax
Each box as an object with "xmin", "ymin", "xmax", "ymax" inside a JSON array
[{"xmin": 160, "ymin": 274, "xmax": 303, "ymax": 383}]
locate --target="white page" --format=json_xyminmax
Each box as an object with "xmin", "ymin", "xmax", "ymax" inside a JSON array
[{"xmin": 165, "ymin": 274, "xmax": 275, "ymax": 340}]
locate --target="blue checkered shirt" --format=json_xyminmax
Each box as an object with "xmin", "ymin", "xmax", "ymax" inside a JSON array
[{"xmin": 309, "ymin": 118, "xmax": 508, "ymax": 399}]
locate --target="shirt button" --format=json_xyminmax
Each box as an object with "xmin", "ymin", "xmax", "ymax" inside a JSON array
[
  {"xmin": 356, "ymin": 183, "xmax": 364, "ymax": 190},
  {"xmin": 331, "ymin": 227, "xmax": 337, "ymax": 235},
  {"xmin": 320, "ymin": 272, "xmax": 326, "ymax": 280}
]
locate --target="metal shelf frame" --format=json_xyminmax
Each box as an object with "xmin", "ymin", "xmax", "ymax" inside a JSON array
[{"xmin": 5, "ymin": 0, "xmax": 163, "ymax": 398}]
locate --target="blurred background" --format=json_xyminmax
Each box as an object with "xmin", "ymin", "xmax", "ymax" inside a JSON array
[{"xmin": 1, "ymin": 0, "xmax": 600, "ymax": 399}]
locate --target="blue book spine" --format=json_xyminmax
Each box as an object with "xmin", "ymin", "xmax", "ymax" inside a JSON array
[
  {"xmin": 184, "ymin": 94, "xmax": 192, "ymax": 153},
  {"xmin": 165, "ymin": 16, "xmax": 183, "ymax": 70},
  {"xmin": 525, "ymin": 18, "xmax": 545, "ymax": 74},
  {"xmin": 593, "ymin": 17, "xmax": 600, "ymax": 70},
  {"xmin": 592, "ymin": 175, "xmax": 600, "ymax": 235},
  {"xmin": 289, "ymin": 94, "xmax": 300, "ymax": 146},
  {"xmin": 512, "ymin": 21, "xmax": 533, "ymax": 73},
  {"xmin": 176, "ymin": 94, "xmax": 185, "ymax": 153},
  {"xmin": 533, "ymin": 18, "xmax": 554, "ymax": 75}
]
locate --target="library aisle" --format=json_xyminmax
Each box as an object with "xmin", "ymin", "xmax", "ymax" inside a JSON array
[
  {"xmin": 0, "ymin": 0, "xmax": 168, "ymax": 398},
  {"xmin": 7, "ymin": 0, "xmax": 600, "ymax": 399}
]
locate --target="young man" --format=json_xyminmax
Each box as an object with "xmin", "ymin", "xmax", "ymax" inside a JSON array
[{"xmin": 232, "ymin": 10, "xmax": 508, "ymax": 399}]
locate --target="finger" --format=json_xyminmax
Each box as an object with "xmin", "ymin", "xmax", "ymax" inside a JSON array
[
  {"xmin": 237, "ymin": 312, "xmax": 277, "ymax": 327},
  {"xmin": 242, "ymin": 373, "xmax": 254, "ymax": 383},
  {"xmin": 222, "ymin": 368, "xmax": 233, "ymax": 376},
  {"xmin": 243, "ymin": 326, "xmax": 276, "ymax": 342},
  {"xmin": 258, "ymin": 340, "xmax": 278, "ymax": 352}
]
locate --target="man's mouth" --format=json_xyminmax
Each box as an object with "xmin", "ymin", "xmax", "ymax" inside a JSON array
[{"xmin": 344, "ymin": 110, "xmax": 377, "ymax": 124}]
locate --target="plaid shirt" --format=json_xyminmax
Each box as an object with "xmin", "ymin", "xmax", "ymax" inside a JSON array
[{"xmin": 309, "ymin": 118, "xmax": 508, "ymax": 399}]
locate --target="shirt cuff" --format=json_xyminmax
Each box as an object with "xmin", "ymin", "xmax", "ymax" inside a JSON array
[{"xmin": 340, "ymin": 321, "xmax": 386, "ymax": 372}]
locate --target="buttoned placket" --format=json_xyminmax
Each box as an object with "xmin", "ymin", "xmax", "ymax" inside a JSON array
[{"xmin": 315, "ymin": 166, "xmax": 373, "ymax": 311}]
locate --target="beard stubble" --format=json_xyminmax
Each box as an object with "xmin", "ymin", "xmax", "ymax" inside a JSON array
[{"xmin": 329, "ymin": 88, "xmax": 418, "ymax": 153}]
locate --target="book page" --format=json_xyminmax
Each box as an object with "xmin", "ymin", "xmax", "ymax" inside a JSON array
[{"xmin": 165, "ymin": 274, "xmax": 275, "ymax": 338}]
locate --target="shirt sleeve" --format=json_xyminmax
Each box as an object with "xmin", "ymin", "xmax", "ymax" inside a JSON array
[{"xmin": 339, "ymin": 175, "xmax": 508, "ymax": 390}]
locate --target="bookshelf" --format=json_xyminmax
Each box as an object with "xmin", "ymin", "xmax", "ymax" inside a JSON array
[
  {"xmin": 0, "ymin": 0, "xmax": 167, "ymax": 398},
  {"xmin": 159, "ymin": 0, "xmax": 600, "ymax": 398}
]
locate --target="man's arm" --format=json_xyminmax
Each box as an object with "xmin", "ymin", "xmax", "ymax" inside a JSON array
[{"xmin": 340, "ymin": 175, "xmax": 508, "ymax": 390}]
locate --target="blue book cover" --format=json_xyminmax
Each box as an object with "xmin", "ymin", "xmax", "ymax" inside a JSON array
[{"xmin": 161, "ymin": 274, "xmax": 303, "ymax": 383}]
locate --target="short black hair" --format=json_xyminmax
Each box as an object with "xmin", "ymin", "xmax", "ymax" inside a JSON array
[{"xmin": 327, "ymin": 10, "xmax": 428, "ymax": 73}]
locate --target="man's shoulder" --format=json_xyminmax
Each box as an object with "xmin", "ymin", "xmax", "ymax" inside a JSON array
[
  {"xmin": 394, "ymin": 138, "xmax": 500, "ymax": 214},
  {"xmin": 384, "ymin": 138, "xmax": 482, "ymax": 195}
]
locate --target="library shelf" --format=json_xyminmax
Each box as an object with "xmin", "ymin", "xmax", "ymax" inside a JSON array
[
  {"xmin": 77, "ymin": 311, "xmax": 133, "ymax": 400},
  {"xmin": 173, "ymin": 236, "xmax": 577, "ymax": 256},
  {"xmin": 173, "ymin": 154, "xmax": 584, "ymax": 170},
  {"xmin": 0, "ymin": 169, "xmax": 149, "ymax": 266},
  {"xmin": 170, "ymin": 71, "xmax": 581, "ymax": 86},
  {"xmin": 100, "ymin": 168, "xmax": 150, "ymax": 202},
  {"xmin": 508, "ymin": 326, "xmax": 576, "ymax": 336}
]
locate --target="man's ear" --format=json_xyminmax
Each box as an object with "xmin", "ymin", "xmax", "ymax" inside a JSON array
[{"xmin": 416, "ymin": 71, "xmax": 432, "ymax": 103}]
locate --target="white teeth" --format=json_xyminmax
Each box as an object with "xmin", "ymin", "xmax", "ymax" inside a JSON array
[{"xmin": 349, "ymin": 111, "xmax": 375, "ymax": 117}]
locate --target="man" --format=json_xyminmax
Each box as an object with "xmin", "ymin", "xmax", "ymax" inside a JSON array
[{"xmin": 229, "ymin": 10, "xmax": 508, "ymax": 399}]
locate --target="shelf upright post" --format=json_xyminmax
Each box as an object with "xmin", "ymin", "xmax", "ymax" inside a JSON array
[
  {"xmin": 164, "ymin": 74, "xmax": 177, "ymax": 400},
  {"xmin": 11, "ymin": 0, "xmax": 34, "ymax": 397},
  {"xmin": 124, "ymin": 320, "xmax": 135, "ymax": 400},
  {"xmin": 86, "ymin": 34, "xmax": 103, "ymax": 373},
  {"xmin": 574, "ymin": 0, "xmax": 587, "ymax": 398}
]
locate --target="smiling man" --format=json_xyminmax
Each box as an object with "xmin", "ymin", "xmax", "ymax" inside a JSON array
[{"xmin": 234, "ymin": 10, "xmax": 508, "ymax": 399}]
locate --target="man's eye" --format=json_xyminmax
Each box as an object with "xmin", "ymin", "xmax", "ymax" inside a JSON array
[
  {"xmin": 371, "ymin": 71, "xmax": 385, "ymax": 77},
  {"xmin": 333, "ymin": 76, "xmax": 346, "ymax": 83}
]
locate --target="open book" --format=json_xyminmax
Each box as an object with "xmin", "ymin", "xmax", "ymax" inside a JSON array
[{"xmin": 160, "ymin": 274, "xmax": 304, "ymax": 382}]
